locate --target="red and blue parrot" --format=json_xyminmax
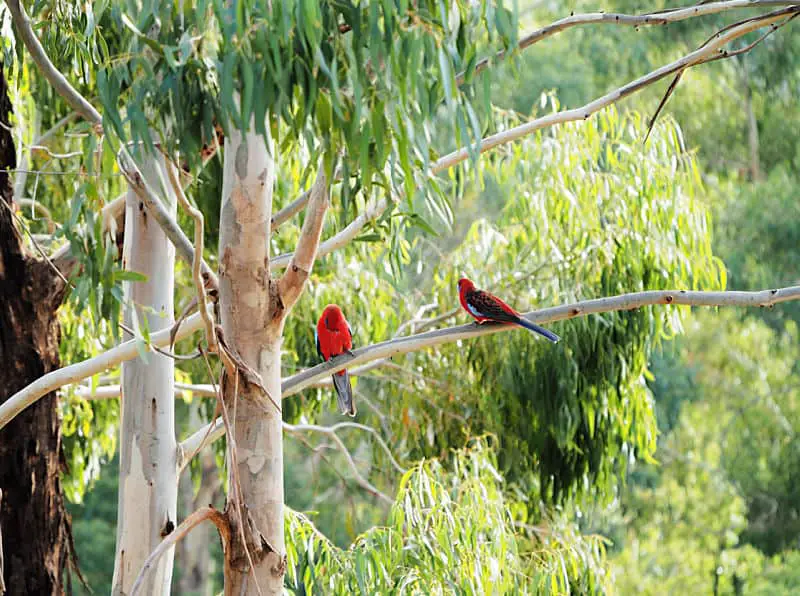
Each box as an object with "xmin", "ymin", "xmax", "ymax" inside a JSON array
[
  {"xmin": 315, "ymin": 304, "xmax": 356, "ymax": 416},
  {"xmin": 457, "ymin": 277, "xmax": 560, "ymax": 343}
]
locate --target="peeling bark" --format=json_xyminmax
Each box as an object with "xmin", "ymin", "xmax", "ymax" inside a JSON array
[
  {"xmin": 0, "ymin": 65, "xmax": 73, "ymax": 595},
  {"xmin": 218, "ymin": 123, "xmax": 285, "ymax": 595}
]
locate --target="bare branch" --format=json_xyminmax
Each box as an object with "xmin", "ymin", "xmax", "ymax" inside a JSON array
[
  {"xmin": 277, "ymin": 167, "xmax": 329, "ymax": 310},
  {"xmin": 177, "ymin": 286, "xmax": 800, "ymax": 459},
  {"xmin": 271, "ymin": 197, "xmax": 388, "ymax": 271},
  {"xmin": 270, "ymin": 6, "xmax": 800, "ymax": 267},
  {"xmin": 284, "ymin": 422, "xmax": 394, "ymax": 504},
  {"xmin": 270, "ymin": 189, "xmax": 309, "ymax": 231},
  {"xmin": 436, "ymin": 6, "xmax": 799, "ymax": 173},
  {"xmin": 117, "ymin": 148, "xmax": 219, "ymax": 290},
  {"xmin": 283, "ymin": 285, "xmax": 800, "ymax": 398},
  {"xmin": 460, "ymin": 0, "xmax": 800, "ymax": 85},
  {"xmin": 5, "ymin": 0, "xmax": 102, "ymax": 127},
  {"xmin": 0, "ymin": 311, "xmax": 206, "ymax": 431},
  {"xmin": 130, "ymin": 507, "xmax": 230, "ymax": 596},
  {"xmin": 322, "ymin": 421, "xmax": 407, "ymax": 474}
]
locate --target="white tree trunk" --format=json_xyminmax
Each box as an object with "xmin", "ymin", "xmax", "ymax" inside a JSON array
[
  {"xmin": 112, "ymin": 155, "xmax": 177, "ymax": 595},
  {"xmin": 218, "ymin": 123, "xmax": 285, "ymax": 594}
]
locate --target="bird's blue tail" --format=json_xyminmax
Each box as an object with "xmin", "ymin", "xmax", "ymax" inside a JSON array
[{"xmin": 515, "ymin": 317, "xmax": 560, "ymax": 343}]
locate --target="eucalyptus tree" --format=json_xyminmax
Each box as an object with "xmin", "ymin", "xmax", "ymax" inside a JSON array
[{"xmin": 1, "ymin": 0, "xmax": 800, "ymax": 594}]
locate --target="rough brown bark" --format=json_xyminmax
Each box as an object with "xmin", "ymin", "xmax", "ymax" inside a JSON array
[{"xmin": 0, "ymin": 66, "xmax": 73, "ymax": 594}]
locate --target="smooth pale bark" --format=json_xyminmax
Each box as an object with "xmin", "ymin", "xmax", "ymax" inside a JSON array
[
  {"xmin": 112, "ymin": 155, "xmax": 177, "ymax": 595},
  {"xmin": 218, "ymin": 124, "xmax": 284, "ymax": 594}
]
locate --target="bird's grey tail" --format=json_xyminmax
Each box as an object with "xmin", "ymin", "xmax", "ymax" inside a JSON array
[
  {"xmin": 332, "ymin": 372, "xmax": 356, "ymax": 417},
  {"xmin": 515, "ymin": 317, "xmax": 560, "ymax": 343}
]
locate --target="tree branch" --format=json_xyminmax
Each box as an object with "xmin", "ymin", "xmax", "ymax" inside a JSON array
[
  {"xmin": 277, "ymin": 167, "xmax": 329, "ymax": 310},
  {"xmin": 282, "ymin": 285, "xmax": 800, "ymax": 397},
  {"xmin": 0, "ymin": 311, "xmax": 206, "ymax": 431},
  {"xmin": 175, "ymin": 285, "xmax": 800, "ymax": 461},
  {"xmin": 270, "ymin": 6, "xmax": 800, "ymax": 268},
  {"xmin": 435, "ymin": 5, "xmax": 799, "ymax": 173},
  {"xmin": 270, "ymin": 189, "xmax": 309, "ymax": 231},
  {"xmin": 117, "ymin": 148, "xmax": 219, "ymax": 290},
  {"xmin": 267, "ymin": 2, "xmax": 795, "ymax": 232},
  {"xmin": 5, "ymin": 0, "xmax": 102, "ymax": 127},
  {"xmin": 130, "ymin": 507, "xmax": 230, "ymax": 596},
  {"xmin": 459, "ymin": 0, "xmax": 800, "ymax": 85},
  {"xmin": 271, "ymin": 197, "xmax": 387, "ymax": 270}
]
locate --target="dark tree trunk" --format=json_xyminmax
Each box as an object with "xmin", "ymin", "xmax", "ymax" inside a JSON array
[{"xmin": 0, "ymin": 65, "xmax": 74, "ymax": 594}]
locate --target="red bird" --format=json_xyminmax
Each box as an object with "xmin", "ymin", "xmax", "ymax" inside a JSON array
[
  {"xmin": 457, "ymin": 278, "xmax": 560, "ymax": 343},
  {"xmin": 316, "ymin": 304, "xmax": 356, "ymax": 416}
]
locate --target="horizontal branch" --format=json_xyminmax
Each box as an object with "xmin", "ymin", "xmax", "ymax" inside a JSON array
[
  {"xmin": 435, "ymin": 5, "xmax": 798, "ymax": 173},
  {"xmin": 282, "ymin": 285, "xmax": 800, "ymax": 397},
  {"xmin": 6, "ymin": 0, "xmax": 102, "ymax": 127},
  {"xmin": 0, "ymin": 312, "xmax": 206, "ymax": 431},
  {"xmin": 461, "ymin": 0, "xmax": 800, "ymax": 84},
  {"xmin": 176, "ymin": 285, "xmax": 800, "ymax": 461}
]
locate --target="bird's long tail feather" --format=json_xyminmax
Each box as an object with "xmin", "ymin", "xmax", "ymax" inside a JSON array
[
  {"xmin": 515, "ymin": 317, "xmax": 560, "ymax": 343},
  {"xmin": 332, "ymin": 372, "xmax": 356, "ymax": 417}
]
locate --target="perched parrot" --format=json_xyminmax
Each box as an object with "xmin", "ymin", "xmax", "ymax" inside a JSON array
[
  {"xmin": 457, "ymin": 277, "xmax": 560, "ymax": 343},
  {"xmin": 315, "ymin": 304, "xmax": 357, "ymax": 416}
]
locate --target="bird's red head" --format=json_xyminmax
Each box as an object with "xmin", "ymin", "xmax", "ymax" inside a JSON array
[
  {"xmin": 457, "ymin": 278, "xmax": 475, "ymax": 296},
  {"xmin": 320, "ymin": 304, "xmax": 346, "ymax": 330}
]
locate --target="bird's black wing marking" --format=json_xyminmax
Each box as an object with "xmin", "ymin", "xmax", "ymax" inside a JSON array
[{"xmin": 468, "ymin": 290, "xmax": 520, "ymax": 324}]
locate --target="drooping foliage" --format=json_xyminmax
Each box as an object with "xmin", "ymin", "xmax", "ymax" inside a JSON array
[
  {"xmin": 359, "ymin": 105, "xmax": 724, "ymax": 507},
  {"xmin": 285, "ymin": 438, "xmax": 610, "ymax": 594}
]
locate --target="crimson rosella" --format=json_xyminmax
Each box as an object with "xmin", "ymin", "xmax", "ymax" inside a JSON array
[
  {"xmin": 315, "ymin": 304, "xmax": 356, "ymax": 416},
  {"xmin": 457, "ymin": 278, "xmax": 560, "ymax": 343}
]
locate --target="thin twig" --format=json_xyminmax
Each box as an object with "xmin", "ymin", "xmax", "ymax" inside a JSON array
[
  {"xmin": 199, "ymin": 348, "xmax": 264, "ymax": 596},
  {"xmin": 284, "ymin": 422, "xmax": 394, "ymax": 504},
  {"xmin": 434, "ymin": 6, "xmax": 799, "ymax": 173},
  {"xmin": 165, "ymin": 161, "xmax": 217, "ymax": 352},
  {"xmin": 458, "ymin": 0, "xmax": 800, "ymax": 85},
  {"xmin": 117, "ymin": 147, "xmax": 219, "ymax": 289}
]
